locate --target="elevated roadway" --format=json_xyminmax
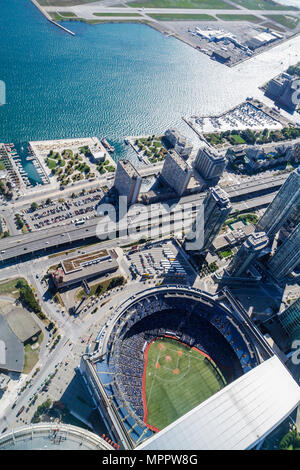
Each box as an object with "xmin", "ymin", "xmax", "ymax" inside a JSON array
[{"xmin": 0, "ymin": 173, "xmax": 286, "ymax": 263}]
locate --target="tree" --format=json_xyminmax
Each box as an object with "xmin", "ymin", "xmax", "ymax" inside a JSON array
[
  {"xmin": 16, "ymin": 279, "xmax": 27, "ymax": 289},
  {"xmin": 279, "ymin": 427, "xmax": 300, "ymax": 450},
  {"xmin": 31, "ymin": 202, "xmax": 38, "ymax": 211},
  {"xmin": 46, "ymin": 198, "xmax": 52, "ymax": 205}
]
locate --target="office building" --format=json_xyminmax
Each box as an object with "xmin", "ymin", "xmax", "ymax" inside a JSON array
[
  {"xmin": 185, "ymin": 186, "xmax": 231, "ymax": 251},
  {"xmin": 256, "ymin": 166, "xmax": 300, "ymax": 238},
  {"xmin": 264, "ymin": 297, "xmax": 300, "ymax": 353},
  {"xmin": 51, "ymin": 249, "xmax": 119, "ymax": 289},
  {"xmin": 195, "ymin": 146, "xmax": 226, "ymax": 180},
  {"xmin": 114, "ymin": 159, "xmax": 142, "ymax": 205},
  {"xmin": 268, "ymin": 222, "xmax": 300, "ymax": 279},
  {"xmin": 226, "ymin": 232, "xmax": 269, "ymax": 278},
  {"xmin": 161, "ymin": 150, "xmax": 192, "ymax": 196},
  {"xmin": 266, "ymin": 73, "xmax": 299, "ymax": 113}
]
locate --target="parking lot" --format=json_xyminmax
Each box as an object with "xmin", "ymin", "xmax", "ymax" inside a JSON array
[
  {"xmin": 19, "ymin": 187, "xmax": 105, "ymax": 232},
  {"xmin": 126, "ymin": 239, "xmax": 196, "ymax": 284}
]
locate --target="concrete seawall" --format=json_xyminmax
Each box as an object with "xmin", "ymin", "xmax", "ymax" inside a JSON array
[{"xmin": 30, "ymin": 0, "xmax": 75, "ymax": 36}]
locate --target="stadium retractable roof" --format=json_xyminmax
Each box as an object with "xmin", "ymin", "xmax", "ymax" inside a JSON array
[{"xmin": 136, "ymin": 356, "xmax": 300, "ymax": 450}]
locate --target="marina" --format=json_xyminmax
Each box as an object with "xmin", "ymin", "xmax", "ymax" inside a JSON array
[
  {"xmin": 188, "ymin": 100, "xmax": 286, "ymax": 136},
  {"xmin": 3, "ymin": 143, "xmax": 49, "ymax": 191}
]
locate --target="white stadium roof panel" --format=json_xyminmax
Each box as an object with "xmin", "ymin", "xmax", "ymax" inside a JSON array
[{"xmin": 137, "ymin": 356, "xmax": 300, "ymax": 450}]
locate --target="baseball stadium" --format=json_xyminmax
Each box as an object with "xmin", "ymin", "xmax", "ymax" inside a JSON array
[{"xmin": 80, "ymin": 285, "xmax": 274, "ymax": 449}]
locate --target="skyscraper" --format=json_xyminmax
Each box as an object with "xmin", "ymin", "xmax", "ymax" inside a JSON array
[
  {"xmin": 194, "ymin": 146, "xmax": 226, "ymax": 181},
  {"xmin": 114, "ymin": 159, "xmax": 142, "ymax": 205},
  {"xmin": 164, "ymin": 128, "xmax": 193, "ymax": 159},
  {"xmin": 226, "ymin": 232, "xmax": 269, "ymax": 278},
  {"xmin": 256, "ymin": 166, "xmax": 300, "ymax": 238},
  {"xmin": 268, "ymin": 222, "xmax": 300, "ymax": 279},
  {"xmin": 185, "ymin": 186, "xmax": 231, "ymax": 251},
  {"xmin": 161, "ymin": 150, "xmax": 192, "ymax": 196},
  {"xmin": 263, "ymin": 297, "xmax": 300, "ymax": 353}
]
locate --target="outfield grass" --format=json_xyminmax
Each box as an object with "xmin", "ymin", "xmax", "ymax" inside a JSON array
[
  {"xmin": 216, "ymin": 13, "xmax": 261, "ymax": 22},
  {"xmin": 143, "ymin": 337, "xmax": 225, "ymax": 431},
  {"xmin": 265, "ymin": 14, "xmax": 299, "ymax": 29},
  {"xmin": 149, "ymin": 13, "xmax": 215, "ymax": 20},
  {"xmin": 232, "ymin": 0, "xmax": 298, "ymax": 10},
  {"xmin": 130, "ymin": 0, "xmax": 236, "ymax": 9}
]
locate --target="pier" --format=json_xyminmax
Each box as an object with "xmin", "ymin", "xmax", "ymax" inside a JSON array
[{"xmin": 30, "ymin": 0, "xmax": 75, "ymax": 37}]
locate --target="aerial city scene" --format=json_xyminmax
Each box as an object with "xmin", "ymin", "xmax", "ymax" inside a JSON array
[{"xmin": 2, "ymin": 0, "xmax": 300, "ymax": 455}]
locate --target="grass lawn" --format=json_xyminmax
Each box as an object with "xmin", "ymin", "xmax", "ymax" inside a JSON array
[
  {"xmin": 75, "ymin": 275, "xmax": 126, "ymax": 301},
  {"xmin": 46, "ymin": 158, "xmax": 57, "ymax": 169},
  {"xmin": 0, "ymin": 160, "xmax": 6, "ymax": 170},
  {"xmin": 220, "ymin": 249, "xmax": 233, "ymax": 258},
  {"xmin": 38, "ymin": 0, "xmax": 97, "ymax": 5},
  {"xmin": 265, "ymin": 14, "xmax": 299, "ymax": 29},
  {"xmin": 0, "ymin": 278, "xmax": 27, "ymax": 297},
  {"xmin": 130, "ymin": 0, "xmax": 236, "ymax": 9},
  {"xmin": 149, "ymin": 13, "xmax": 216, "ymax": 20},
  {"xmin": 216, "ymin": 13, "xmax": 261, "ymax": 22},
  {"xmin": 143, "ymin": 337, "xmax": 225, "ymax": 431},
  {"xmin": 23, "ymin": 332, "xmax": 43, "ymax": 374},
  {"xmin": 232, "ymin": 0, "xmax": 298, "ymax": 10},
  {"xmin": 230, "ymin": 134, "xmax": 246, "ymax": 144},
  {"xmin": 93, "ymin": 12, "xmax": 142, "ymax": 17},
  {"xmin": 58, "ymin": 11, "xmax": 77, "ymax": 17}
]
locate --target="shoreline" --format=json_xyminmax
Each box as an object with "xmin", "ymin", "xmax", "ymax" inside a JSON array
[
  {"xmin": 30, "ymin": 0, "xmax": 75, "ymax": 36},
  {"xmin": 31, "ymin": 1, "xmax": 300, "ymax": 69}
]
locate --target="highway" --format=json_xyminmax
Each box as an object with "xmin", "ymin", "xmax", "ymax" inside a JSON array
[{"xmin": 0, "ymin": 173, "xmax": 285, "ymax": 263}]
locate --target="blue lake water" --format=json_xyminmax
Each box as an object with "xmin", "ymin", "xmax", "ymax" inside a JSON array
[{"xmin": 1, "ymin": 0, "xmax": 300, "ymax": 184}]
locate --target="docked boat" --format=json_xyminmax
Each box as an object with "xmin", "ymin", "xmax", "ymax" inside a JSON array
[{"xmin": 101, "ymin": 138, "xmax": 115, "ymax": 153}]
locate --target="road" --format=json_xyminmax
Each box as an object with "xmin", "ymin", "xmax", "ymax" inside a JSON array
[
  {"xmin": 0, "ymin": 248, "xmax": 156, "ymax": 434},
  {"xmin": 0, "ymin": 172, "xmax": 287, "ymax": 263}
]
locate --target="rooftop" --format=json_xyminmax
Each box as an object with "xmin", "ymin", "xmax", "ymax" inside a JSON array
[
  {"xmin": 245, "ymin": 231, "xmax": 269, "ymax": 250},
  {"xmin": 62, "ymin": 249, "xmax": 109, "ymax": 274},
  {"xmin": 0, "ymin": 314, "xmax": 24, "ymax": 373},
  {"xmin": 5, "ymin": 308, "xmax": 41, "ymax": 343},
  {"xmin": 118, "ymin": 159, "xmax": 141, "ymax": 179},
  {"xmin": 167, "ymin": 150, "xmax": 191, "ymax": 172},
  {"xmin": 211, "ymin": 186, "xmax": 230, "ymax": 206}
]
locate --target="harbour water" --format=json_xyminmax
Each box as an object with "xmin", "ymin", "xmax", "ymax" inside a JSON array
[{"xmin": 1, "ymin": 0, "xmax": 300, "ymax": 184}]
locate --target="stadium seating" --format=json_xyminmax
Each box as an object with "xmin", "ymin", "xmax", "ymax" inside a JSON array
[{"xmin": 95, "ymin": 291, "xmax": 259, "ymax": 444}]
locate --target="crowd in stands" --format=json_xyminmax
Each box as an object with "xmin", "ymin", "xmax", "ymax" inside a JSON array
[{"xmin": 95, "ymin": 291, "xmax": 259, "ymax": 443}]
